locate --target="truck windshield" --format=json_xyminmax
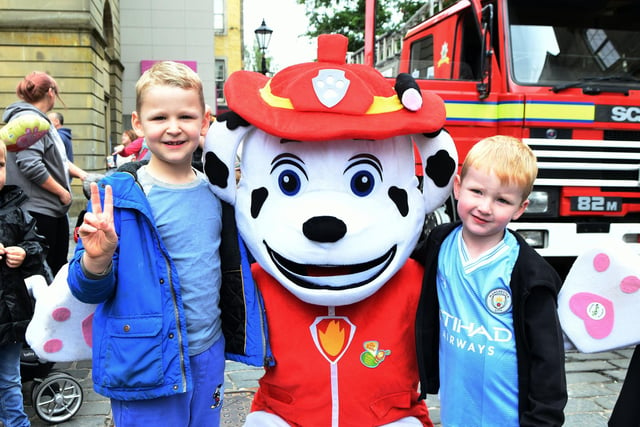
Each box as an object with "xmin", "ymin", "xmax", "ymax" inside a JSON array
[{"xmin": 507, "ymin": 0, "xmax": 640, "ymax": 89}]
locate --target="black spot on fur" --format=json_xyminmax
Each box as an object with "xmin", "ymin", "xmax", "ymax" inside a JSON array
[
  {"xmin": 303, "ymin": 216, "xmax": 347, "ymax": 243},
  {"xmin": 251, "ymin": 187, "xmax": 268, "ymax": 219},
  {"xmin": 422, "ymin": 128, "xmax": 443, "ymax": 139},
  {"xmin": 425, "ymin": 150, "xmax": 456, "ymax": 188},
  {"xmin": 217, "ymin": 111, "xmax": 250, "ymax": 130},
  {"xmin": 388, "ymin": 186, "xmax": 409, "ymax": 217},
  {"xmin": 204, "ymin": 152, "xmax": 229, "ymax": 189}
]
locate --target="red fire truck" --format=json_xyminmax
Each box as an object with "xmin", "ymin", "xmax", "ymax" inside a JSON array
[{"xmin": 393, "ymin": 0, "xmax": 640, "ymax": 276}]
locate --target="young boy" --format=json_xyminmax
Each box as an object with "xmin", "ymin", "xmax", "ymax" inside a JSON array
[
  {"xmin": 0, "ymin": 139, "xmax": 48, "ymax": 427},
  {"xmin": 415, "ymin": 135, "xmax": 567, "ymax": 426},
  {"xmin": 67, "ymin": 61, "xmax": 268, "ymax": 427}
]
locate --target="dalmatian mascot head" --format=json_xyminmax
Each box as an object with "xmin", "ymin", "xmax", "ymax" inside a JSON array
[{"xmin": 205, "ymin": 34, "xmax": 457, "ymax": 308}]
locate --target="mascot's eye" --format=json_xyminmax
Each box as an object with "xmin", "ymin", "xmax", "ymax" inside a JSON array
[
  {"xmin": 350, "ymin": 170, "xmax": 375, "ymax": 197},
  {"xmin": 271, "ymin": 154, "xmax": 308, "ymax": 196},
  {"xmin": 278, "ymin": 170, "xmax": 302, "ymax": 196}
]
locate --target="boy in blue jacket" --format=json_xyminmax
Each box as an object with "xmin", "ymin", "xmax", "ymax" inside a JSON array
[{"xmin": 68, "ymin": 61, "xmax": 270, "ymax": 427}]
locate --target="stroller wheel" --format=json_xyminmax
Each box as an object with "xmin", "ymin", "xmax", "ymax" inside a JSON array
[{"xmin": 31, "ymin": 372, "xmax": 83, "ymax": 424}]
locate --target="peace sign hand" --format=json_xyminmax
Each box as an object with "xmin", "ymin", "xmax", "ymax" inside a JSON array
[{"xmin": 79, "ymin": 182, "xmax": 118, "ymax": 275}]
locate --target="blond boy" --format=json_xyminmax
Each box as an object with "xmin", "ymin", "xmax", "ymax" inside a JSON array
[
  {"xmin": 68, "ymin": 61, "xmax": 242, "ymax": 427},
  {"xmin": 416, "ymin": 135, "xmax": 567, "ymax": 426}
]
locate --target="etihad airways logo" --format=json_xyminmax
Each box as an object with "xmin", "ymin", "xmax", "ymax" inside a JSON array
[{"xmin": 440, "ymin": 309, "xmax": 513, "ymax": 355}]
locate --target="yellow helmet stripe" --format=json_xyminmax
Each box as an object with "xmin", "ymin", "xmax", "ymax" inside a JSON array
[{"xmin": 259, "ymin": 80, "xmax": 404, "ymax": 114}]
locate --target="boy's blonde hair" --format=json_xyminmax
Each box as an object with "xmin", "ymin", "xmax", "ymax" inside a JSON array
[
  {"xmin": 135, "ymin": 61, "xmax": 205, "ymax": 113},
  {"xmin": 460, "ymin": 135, "xmax": 538, "ymax": 200},
  {"xmin": 0, "ymin": 139, "xmax": 6, "ymax": 155}
]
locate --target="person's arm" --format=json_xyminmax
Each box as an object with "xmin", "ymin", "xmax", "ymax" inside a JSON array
[
  {"xmin": 40, "ymin": 175, "xmax": 72, "ymax": 205},
  {"xmin": 121, "ymin": 137, "xmax": 143, "ymax": 157},
  {"xmin": 15, "ymin": 139, "xmax": 71, "ymax": 204},
  {"xmin": 520, "ymin": 284, "xmax": 568, "ymax": 426},
  {"xmin": 68, "ymin": 161, "xmax": 88, "ymax": 181}
]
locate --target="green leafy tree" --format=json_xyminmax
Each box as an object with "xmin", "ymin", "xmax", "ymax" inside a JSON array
[
  {"xmin": 244, "ymin": 43, "xmax": 273, "ymax": 74},
  {"xmin": 296, "ymin": 0, "xmax": 455, "ymax": 52}
]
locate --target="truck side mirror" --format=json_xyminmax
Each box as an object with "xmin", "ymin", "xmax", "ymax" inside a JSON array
[{"xmin": 477, "ymin": 3, "xmax": 494, "ymax": 99}]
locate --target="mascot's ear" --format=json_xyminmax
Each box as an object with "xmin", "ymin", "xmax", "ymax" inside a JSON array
[
  {"xmin": 203, "ymin": 111, "xmax": 253, "ymax": 204},
  {"xmin": 414, "ymin": 129, "xmax": 458, "ymax": 213}
]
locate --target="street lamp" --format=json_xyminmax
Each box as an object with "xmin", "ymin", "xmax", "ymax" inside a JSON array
[{"xmin": 254, "ymin": 19, "xmax": 273, "ymax": 75}]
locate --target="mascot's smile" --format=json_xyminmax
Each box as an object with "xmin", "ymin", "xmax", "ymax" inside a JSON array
[{"xmin": 266, "ymin": 242, "xmax": 397, "ymax": 290}]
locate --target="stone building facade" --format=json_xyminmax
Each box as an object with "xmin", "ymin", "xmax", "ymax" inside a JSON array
[{"xmin": 0, "ymin": 0, "xmax": 123, "ymax": 216}]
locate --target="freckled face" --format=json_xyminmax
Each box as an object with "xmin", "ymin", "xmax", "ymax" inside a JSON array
[{"xmin": 454, "ymin": 166, "xmax": 528, "ymax": 249}]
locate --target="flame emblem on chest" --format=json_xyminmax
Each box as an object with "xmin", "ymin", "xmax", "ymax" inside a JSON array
[{"xmin": 310, "ymin": 316, "xmax": 356, "ymax": 363}]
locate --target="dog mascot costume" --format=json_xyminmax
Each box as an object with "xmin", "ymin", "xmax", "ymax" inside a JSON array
[{"xmin": 204, "ymin": 34, "xmax": 458, "ymax": 426}]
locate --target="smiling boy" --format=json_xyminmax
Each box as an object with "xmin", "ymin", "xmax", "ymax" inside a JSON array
[
  {"xmin": 415, "ymin": 135, "xmax": 567, "ymax": 426},
  {"xmin": 67, "ymin": 61, "xmax": 268, "ymax": 427}
]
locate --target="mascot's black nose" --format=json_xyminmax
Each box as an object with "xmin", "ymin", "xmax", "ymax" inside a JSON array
[{"xmin": 303, "ymin": 216, "xmax": 347, "ymax": 243}]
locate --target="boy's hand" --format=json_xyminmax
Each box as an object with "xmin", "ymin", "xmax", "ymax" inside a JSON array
[
  {"xmin": 1, "ymin": 246, "xmax": 26, "ymax": 268},
  {"xmin": 79, "ymin": 183, "xmax": 118, "ymax": 274}
]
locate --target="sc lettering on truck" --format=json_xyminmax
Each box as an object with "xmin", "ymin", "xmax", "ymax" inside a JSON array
[{"xmin": 611, "ymin": 106, "xmax": 640, "ymax": 123}]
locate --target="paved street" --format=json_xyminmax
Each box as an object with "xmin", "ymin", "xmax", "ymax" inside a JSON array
[
  {"xmin": 20, "ymin": 229, "xmax": 632, "ymax": 426},
  {"xmin": 22, "ymin": 346, "xmax": 634, "ymax": 426}
]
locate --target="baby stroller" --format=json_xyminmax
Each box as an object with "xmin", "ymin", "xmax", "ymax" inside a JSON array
[
  {"xmin": 20, "ymin": 345, "xmax": 84, "ymax": 424},
  {"xmin": 19, "ymin": 217, "xmax": 95, "ymax": 425}
]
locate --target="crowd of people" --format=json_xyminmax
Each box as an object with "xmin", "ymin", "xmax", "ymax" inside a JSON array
[{"xmin": 1, "ymin": 63, "xmax": 638, "ymax": 427}]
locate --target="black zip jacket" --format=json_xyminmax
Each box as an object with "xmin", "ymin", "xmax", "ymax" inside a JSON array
[
  {"xmin": 415, "ymin": 222, "xmax": 567, "ymax": 426},
  {"xmin": 0, "ymin": 185, "xmax": 48, "ymax": 345}
]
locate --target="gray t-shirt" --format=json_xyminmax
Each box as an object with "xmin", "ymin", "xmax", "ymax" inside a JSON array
[{"xmin": 138, "ymin": 166, "xmax": 223, "ymax": 356}]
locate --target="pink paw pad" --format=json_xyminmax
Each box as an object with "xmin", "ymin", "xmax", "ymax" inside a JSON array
[
  {"xmin": 43, "ymin": 306, "xmax": 72, "ymax": 354},
  {"xmin": 593, "ymin": 253, "xmax": 610, "ymax": 272},
  {"xmin": 43, "ymin": 339, "xmax": 63, "ymax": 353},
  {"xmin": 52, "ymin": 307, "xmax": 71, "ymax": 321},
  {"xmin": 42, "ymin": 306, "xmax": 94, "ymax": 353},
  {"xmin": 82, "ymin": 313, "xmax": 94, "ymax": 347},
  {"xmin": 569, "ymin": 292, "xmax": 614, "ymax": 339},
  {"xmin": 621, "ymin": 276, "xmax": 640, "ymax": 294}
]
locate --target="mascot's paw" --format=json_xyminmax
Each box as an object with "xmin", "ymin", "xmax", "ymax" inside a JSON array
[
  {"xmin": 558, "ymin": 239, "xmax": 640, "ymax": 353},
  {"xmin": 25, "ymin": 264, "xmax": 96, "ymax": 361},
  {"xmin": 0, "ymin": 114, "xmax": 50, "ymax": 152}
]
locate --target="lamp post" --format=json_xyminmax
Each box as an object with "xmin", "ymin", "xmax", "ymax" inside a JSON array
[{"xmin": 254, "ymin": 19, "xmax": 273, "ymax": 75}]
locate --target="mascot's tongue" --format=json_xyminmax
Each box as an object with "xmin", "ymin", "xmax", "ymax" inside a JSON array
[{"xmin": 307, "ymin": 265, "xmax": 351, "ymax": 277}]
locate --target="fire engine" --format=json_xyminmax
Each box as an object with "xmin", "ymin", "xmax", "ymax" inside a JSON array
[{"xmin": 384, "ymin": 0, "xmax": 640, "ymax": 276}]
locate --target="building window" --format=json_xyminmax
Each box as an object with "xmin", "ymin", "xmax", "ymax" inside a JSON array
[
  {"xmin": 214, "ymin": 0, "xmax": 225, "ymax": 34},
  {"xmin": 215, "ymin": 59, "xmax": 227, "ymax": 105}
]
